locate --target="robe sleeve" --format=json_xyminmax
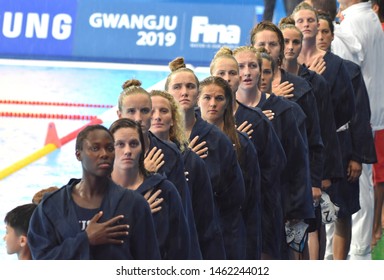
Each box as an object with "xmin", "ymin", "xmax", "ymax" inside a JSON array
[{"xmin": 28, "ymin": 199, "xmax": 90, "ymax": 260}]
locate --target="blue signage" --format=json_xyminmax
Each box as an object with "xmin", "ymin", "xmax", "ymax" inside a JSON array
[
  {"xmin": 0, "ymin": 0, "xmax": 77, "ymax": 57},
  {"xmin": 73, "ymin": 1, "xmax": 264, "ymax": 65},
  {"xmin": 0, "ymin": 0, "xmax": 285, "ymax": 66}
]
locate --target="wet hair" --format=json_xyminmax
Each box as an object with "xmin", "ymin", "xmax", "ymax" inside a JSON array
[
  {"xmin": 279, "ymin": 15, "xmax": 296, "ymax": 26},
  {"xmin": 32, "ymin": 186, "xmax": 59, "ymax": 205},
  {"xmin": 118, "ymin": 79, "xmax": 151, "ymax": 112},
  {"xmin": 109, "ymin": 118, "xmax": 149, "ymax": 177},
  {"xmin": 257, "ymin": 47, "xmax": 277, "ymax": 74},
  {"xmin": 233, "ymin": 45, "xmax": 263, "ymax": 69},
  {"xmin": 75, "ymin": 124, "xmax": 113, "ymax": 151},
  {"xmin": 149, "ymin": 90, "xmax": 189, "ymax": 152},
  {"xmin": 248, "ymin": 46, "xmax": 277, "ymax": 92},
  {"xmin": 232, "ymin": 46, "xmax": 264, "ymax": 89},
  {"xmin": 279, "ymin": 19, "xmax": 304, "ymax": 41},
  {"xmin": 165, "ymin": 57, "xmax": 199, "ymax": 91},
  {"xmin": 4, "ymin": 203, "xmax": 37, "ymax": 236},
  {"xmin": 209, "ymin": 46, "xmax": 239, "ymax": 75},
  {"xmin": 372, "ymin": 0, "xmax": 384, "ymax": 22},
  {"xmin": 199, "ymin": 76, "xmax": 241, "ymax": 157},
  {"xmin": 317, "ymin": 10, "xmax": 334, "ymax": 35},
  {"xmin": 291, "ymin": 1, "xmax": 319, "ymax": 21},
  {"xmin": 249, "ymin": 21, "xmax": 285, "ymax": 66}
]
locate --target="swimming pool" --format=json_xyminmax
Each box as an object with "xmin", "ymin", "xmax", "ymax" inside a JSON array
[{"xmin": 0, "ymin": 59, "xmax": 209, "ymax": 259}]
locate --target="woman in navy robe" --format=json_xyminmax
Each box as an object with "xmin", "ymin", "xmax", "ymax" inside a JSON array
[
  {"xmin": 165, "ymin": 58, "xmax": 247, "ymax": 259},
  {"xmin": 110, "ymin": 118, "xmax": 191, "ymax": 259},
  {"xmin": 27, "ymin": 125, "xmax": 160, "ymax": 260},
  {"xmin": 198, "ymin": 75, "xmax": 262, "ymax": 260},
  {"xmin": 290, "ymin": 4, "xmax": 358, "ymax": 259},
  {"xmin": 314, "ymin": 13, "xmax": 377, "ymax": 243},
  {"xmin": 234, "ymin": 46, "xmax": 314, "ymax": 259},
  {"xmin": 117, "ymin": 79, "xmax": 201, "ymax": 259},
  {"xmin": 279, "ymin": 20, "xmax": 345, "ymax": 258},
  {"xmin": 149, "ymin": 89, "xmax": 226, "ymax": 259},
  {"xmin": 250, "ymin": 21, "xmax": 324, "ymax": 197},
  {"xmin": 209, "ymin": 46, "xmax": 286, "ymax": 260}
]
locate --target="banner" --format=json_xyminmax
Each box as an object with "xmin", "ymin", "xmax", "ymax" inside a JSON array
[
  {"xmin": 0, "ymin": 0, "xmax": 280, "ymax": 66},
  {"xmin": 0, "ymin": 0, "xmax": 76, "ymax": 57},
  {"xmin": 74, "ymin": 1, "xmax": 264, "ymax": 65}
]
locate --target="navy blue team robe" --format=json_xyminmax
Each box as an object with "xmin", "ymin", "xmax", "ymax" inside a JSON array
[
  {"xmin": 28, "ymin": 178, "xmax": 161, "ymax": 260},
  {"xmin": 299, "ymin": 64, "xmax": 344, "ymax": 182},
  {"xmin": 257, "ymin": 94, "xmax": 314, "ymax": 221},
  {"xmin": 280, "ymin": 68, "xmax": 324, "ymax": 189},
  {"xmin": 288, "ymin": 98, "xmax": 308, "ymax": 147},
  {"xmin": 329, "ymin": 60, "xmax": 377, "ymax": 217},
  {"xmin": 235, "ymin": 101, "xmax": 286, "ymax": 259},
  {"xmin": 320, "ymin": 52, "xmax": 357, "ymax": 217},
  {"xmin": 190, "ymin": 113, "xmax": 246, "ymax": 260},
  {"xmin": 237, "ymin": 131, "xmax": 262, "ymax": 260},
  {"xmin": 343, "ymin": 60, "xmax": 376, "ymax": 165},
  {"xmin": 148, "ymin": 132, "xmax": 202, "ymax": 259},
  {"xmin": 322, "ymin": 51, "xmax": 356, "ymax": 129},
  {"xmin": 288, "ymin": 93, "xmax": 320, "ymax": 232},
  {"xmin": 182, "ymin": 147, "xmax": 226, "ymax": 259},
  {"xmin": 136, "ymin": 173, "xmax": 190, "ymax": 259}
]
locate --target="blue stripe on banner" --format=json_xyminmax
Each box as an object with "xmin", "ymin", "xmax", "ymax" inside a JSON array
[{"xmin": 0, "ymin": 0, "xmax": 77, "ymax": 56}]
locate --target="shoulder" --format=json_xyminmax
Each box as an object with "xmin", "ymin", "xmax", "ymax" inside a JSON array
[
  {"xmin": 237, "ymin": 131, "xmax": 255, "ymax": 150},
  {"xmin": 268, "ymin": 94, "xmax": 293, "ymax": 111},
  {"xmin": 342, "ymin": 59, "xmax": 359, "ymax": 69},
  {"xmin": 237, "ymin": 130, "xmax": 249, "ymax": 142},
  {"xmin": 107, "ymin": 179, "xmax": 144, "ymax": 202},
  {"xmin": 342, "ymin": 59, "xmax": 361, "ymax": 78},
  {"xmin": 39, "ymin": 179, "xmax": 77, "ymax": 207},
  {"xmin": 119, "ymin": 186, "xmax": 149, "ymax": 208},
  {"xmin": 236, "ymin": 101, "xmax": 265, "ymax": 120},
  {"xmin": 323, "ymin": 51, "xmax": 344, "ymax": 66},
  {"xmin": 193, "ymin": 113, "xmax": 214, "ymax": 134},
  {"xmin": 183, "ymin": 147, "xmax": 204, "ymax": 164},
  {"xmin": 210, "ymin": 125, "xmax": 235, "ymax": 148},
  {"xmin": 149, "ymin": 131, "xmax": 181, "ymax": 156},
  {"xmin": 285, "ymin": 71, "xmax": 312, "ymax": 92},
  {"xmin": 146, "ymin": 173, "xmax": 181, "ymax": 199}
]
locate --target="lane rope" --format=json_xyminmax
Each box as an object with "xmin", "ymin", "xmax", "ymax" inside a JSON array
[
  {"xmin": 0, "ymin": 112, "xmax": 98, "ymax": 120},
  {"xmin": 0, "ymin": 99, "xmax": 114, "ymax": 108}
]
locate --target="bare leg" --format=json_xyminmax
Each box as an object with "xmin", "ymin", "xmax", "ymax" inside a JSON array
[
  {"xmin": 289, "ymin": 235, "xmax": 309, "ymax": 260},
  {"xmin": 333, "ymin": 216, "xmax": 352, "ymax": 260},
  {"xmin": 372, "ymin": 182, "xmax": 384, "ymax": 247},
  {"xmin": 308, "ymin": 230, "xmax": 320, "ymax": 259},
  {"xmin": 289, "ymin": 247, "xmax": 307, "ymax": 260},
  {"xmin": 381, "ymin": 199, "xmax": 384, "ymax": 228},
  {"xmin": 261, "ymin": 252, "xmax": 273, "ymax": 260}
]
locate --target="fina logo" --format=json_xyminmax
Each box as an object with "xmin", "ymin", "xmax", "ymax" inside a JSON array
[
  {"xmin": 190, "ymin": 16, "xmax": 240, "ymax": 47},
  {"xmin": 2, "ymin": 12, "xmax": 72, "ymax": 40}
]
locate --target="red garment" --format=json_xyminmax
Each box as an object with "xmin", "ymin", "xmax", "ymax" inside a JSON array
[{"xmin": 373, "ymin": 129, "xmax": 384, "ymax": 183}]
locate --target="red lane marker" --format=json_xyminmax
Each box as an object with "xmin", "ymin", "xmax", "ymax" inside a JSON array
[
  {"xmin": 0, "ymin": 99, "xmax": 114, "ymax": 108},
  {"xmin": 60, "ymin": 118, "xmax": 103, "ymax": 145},
  {"xmin": 0, "ymin": 112, "xmax": 98, "ymax": 120}
]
